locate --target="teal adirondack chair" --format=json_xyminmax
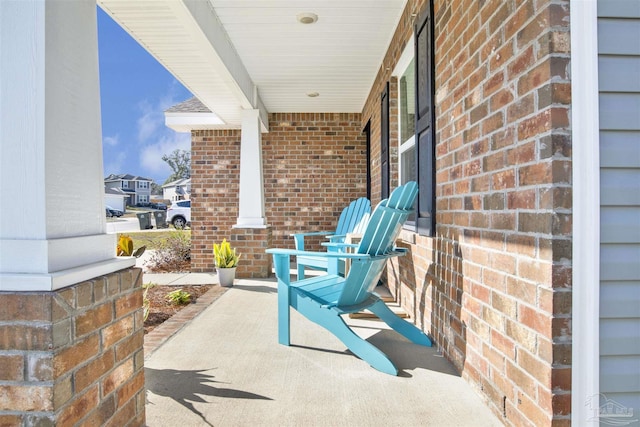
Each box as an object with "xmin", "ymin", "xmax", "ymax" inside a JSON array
[
  {"xmin": 291, "ymin": 197, "xmax": 370, "ymax": 279},
  {"xmin": 267, "ymin": 182, "xmax": 432, "ymax": 375}
]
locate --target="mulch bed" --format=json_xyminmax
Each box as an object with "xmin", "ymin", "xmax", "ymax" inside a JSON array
[{"xmin": 144, "ymin": 284, "xmax": 214, "ymax": 334}]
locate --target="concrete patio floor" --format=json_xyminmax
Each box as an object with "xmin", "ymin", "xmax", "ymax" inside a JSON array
[{"xmin": 144, "ymin": 278, "xmax": 503, "ymax": 427}]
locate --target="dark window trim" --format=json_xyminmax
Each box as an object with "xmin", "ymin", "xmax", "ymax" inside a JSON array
[
  {"xmin": 381, "ymin": 81, "xmax": 390, "ymax": 200},
  {"xmin": 414, "ymin": 3, "xmax": 436, "ymax": 236},
  {"xmin": 363, "ymin": 120, "xmax": 372, "ymax": 200}
]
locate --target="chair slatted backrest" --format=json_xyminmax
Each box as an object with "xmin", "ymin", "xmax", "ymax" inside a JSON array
[
  {"xmin": 337, "ymin": 182, "xmax": 418, "ymax": 307},
  {"xmin": 334, "ymin": 197, "xmax": 371, "ymax": 236}
]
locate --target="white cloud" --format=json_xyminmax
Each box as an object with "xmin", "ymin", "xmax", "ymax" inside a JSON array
[
  {"xmin": 136, "ymin": 100, "xmax": 162, "ymax": 143},
  {"xmin": 134, "ymin": 83, "xmax": 193, "ymax": 181},
  {"xmin": 104, "ymin": 134, "xmax": 120, "ymax": 146},
  {"xmin": 139, "ymin": 132, "xmax": 191, "ymax": 177},
  {"xmin": 104, "ymin": 151, "xmax": 127, "ymax": 176}
]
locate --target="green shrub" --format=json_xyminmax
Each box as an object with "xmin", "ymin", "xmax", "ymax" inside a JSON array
[{"xmin": 166, "ymin": 289, "xmax": 191, "ymax": 305}]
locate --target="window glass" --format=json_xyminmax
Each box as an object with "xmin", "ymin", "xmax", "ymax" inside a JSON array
[
  {"xmin": 401, "ymin": 145, "xmax": 417, "ymax": 184},
  {"xmin": 398, "ymin": 57, "xmax": 417, "ymax": 226},
  {"xmin": 399, "ymin": 58, "xmax": 415, "ymax": 145}
]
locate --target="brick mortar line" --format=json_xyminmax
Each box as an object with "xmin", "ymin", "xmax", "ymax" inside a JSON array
[{"xmin": 143, "ymin": 286, "xmax": 228, "ymax": 359}]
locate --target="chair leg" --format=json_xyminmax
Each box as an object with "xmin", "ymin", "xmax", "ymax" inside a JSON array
[
  {"xmin": 277, "ymin": 281, "xmax": 291, "ymax": 346},
  {"xmin": 368, "ymin": 300, "xmax": 432, "ymax": 347},
  {"xmin": 295, "ymin": 295, "xmax": 398, "ymax": 375}
]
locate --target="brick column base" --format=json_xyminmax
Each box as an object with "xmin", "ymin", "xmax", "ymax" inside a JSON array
[
  {"xmin": 0, "ymin": 268, "xmax": 145, "ymax": 426},
  {"xmin": 230, "ymin": 227, "xmax": 273, "ymax": 278}
]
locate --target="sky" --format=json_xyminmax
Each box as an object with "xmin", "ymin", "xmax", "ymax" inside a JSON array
[{"xmin": 97, "ymin": 7, "xmax": 193, "ymax": 185}]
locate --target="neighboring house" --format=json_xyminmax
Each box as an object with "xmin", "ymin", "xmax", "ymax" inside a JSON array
[
  {"xmin": 104, "ymin": 187, "xmax": 127, "ymax": 212},
  {"xmin": 2, "ymin": 1, "xmax": 639, "ymax": 427},
  {"xmin": 162, "ymin": 178, "xmax": 191, "ymax": 201},
  {"xmin": 104, "ymin": 173, "xmax": 153, "ymax": 206}
]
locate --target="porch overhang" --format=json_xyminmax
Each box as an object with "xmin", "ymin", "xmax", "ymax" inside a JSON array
[
  {"xmin": 98, "ymin": 0, "xmax": 407, "ymax": 133},
  {"xmin": 98, "ymin": 0, "xmax": 269, "ymax": 130}
]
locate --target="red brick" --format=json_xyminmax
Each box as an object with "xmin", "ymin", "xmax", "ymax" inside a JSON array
[
  {"xmin": 0, "ymin": 323, "xmax": 53, "ymax": 351},
  {"xmin": 54, "ymin": 334, "xmax": 99, "ymax": 377},
  {"xmin": 0, "ymin": 385, "xmax": 52, "ymax": 411},
  {"xmin": 519, "ymin": 303, "xmax": 552, "ymax": 336},
  {"xmin": 0, "ymin": 354, "xmax": 23, "ymax": 381},
  {"xmin": 0, "ymin": 294, "xmax": 51, "ymax": 322},
  {"xmin": 506, "ymin": 360, "xmax": 537, "ymax": 397},
  {"xmin": 115, "ymin": 330, "xmax": 144, "ymax": 363},
  {"xmin": 492, "ymin": 329, "xmax": 516, "ymax": 359},
  {"xmin": 76, "ymin": 281, "xmax": 94, "ymax": 309},
  {"xmin": 102, "ymin": 359, "xmax": 134, "ymax": 397},
  {"xmin": 75, "ymin": 348, "xmax": 115, "ymax": 393},
  {"xmin": 517, "ymin": 390, "xmax": 553, "ymax": 427},
  {"xmin": 506, "ymin": 318, "xmax": 537, "ymax": 354},
  {"xmin": 115, "ymin": 288, "xmax": 142, "ymax": 318},
  {"xmin": 116, "ymin": 369, "xmax": 144, "ymax": 408},
  {"xmin": 103, "ymin": 397, "xmax": 136, "ymax": 427},
  {"xmin": 102, "ymin": 314, "xmax": 135, "ymax": 349},
  {"xmin": 76, "ymin": 302, "xmax": 113, "ymax": 337},
  {"xmin": 57, "ymin": 385, "xmax": 99, "ymax": 427},
  {"xmin": 518, "ymin": 349, "xmax": 552, "ymax": 387},
  {"xmin": 0, "ymin": 415, "xmax": 22, "ymax": 427},
  {"xmin": 78, "ymin": 395, "xmax": 116, "ymax": 427}
]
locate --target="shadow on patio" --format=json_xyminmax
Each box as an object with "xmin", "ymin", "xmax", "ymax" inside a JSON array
[{"xmin": 144, "ymin": 278, "xmax": 502, "ymax": 426}]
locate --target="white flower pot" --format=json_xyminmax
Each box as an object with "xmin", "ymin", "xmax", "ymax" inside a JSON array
[{"xmin": 216, "ymin": 267, "xmax": 236, "ymax": 287}]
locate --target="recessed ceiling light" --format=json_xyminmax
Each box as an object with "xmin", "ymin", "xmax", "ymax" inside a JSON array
[
  {"xmin": 306, "ymin": 92, "xmax": 320, "ymax": 98},
  {"xmin": 297, "ymin": 13, "xmax": 318, "ymax": 24}
]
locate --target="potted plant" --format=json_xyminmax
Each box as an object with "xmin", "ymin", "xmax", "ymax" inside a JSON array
[{"xmin": 213, "ymin": 239, "xmax": 240, "ymax": 287}]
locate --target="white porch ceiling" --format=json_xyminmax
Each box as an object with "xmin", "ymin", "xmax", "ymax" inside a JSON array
[{"xmin": 98, "ymin": 0, "xmax": 407, "ymax": 127}]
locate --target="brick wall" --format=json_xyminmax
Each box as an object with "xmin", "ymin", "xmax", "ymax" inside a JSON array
[
  {"xmin": 191, "ymin": 129, "xmax": 242, "ymax": 273},
  {"xmin": 361, "ymin": 1, "xmax": 572, "ymax": 426},
  {"xmin": 263, "ymin": 113, "xmax": 368, "ymax": 249},
  {"xmin": 191, "ymin": 113, "xmax": 368, "ymax": 274},
  {"xmin": 0, "ymin": 268, "xmax": 145, "ymax": 426}
]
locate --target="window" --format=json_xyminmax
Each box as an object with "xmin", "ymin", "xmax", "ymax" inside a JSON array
[
  {"xmin": 399, "ymin": 57, "xmax": 417, "ymax": 186},
  {"xmin": 121, "ymin": 181, "xmax": 129, "ymax": 189},
  {"xmin": 392, "ymin": 5, "xmax": 435, "ymax": 236},
  {"xmin": 138, "ymin": 181, "xmax": 149, "ymax": 189},
  {"xmin": 397, "ymin": 56, "xmax": 418, "ymax": 227}
]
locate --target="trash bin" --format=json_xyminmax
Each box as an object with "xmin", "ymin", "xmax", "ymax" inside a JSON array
[
  {"xmin": 136, "ymin": 212, "xmax": 152, "ymax": 230},
  {"xmin": 153, "ymin": 210, "xmax": 168, "ymax": 229}
]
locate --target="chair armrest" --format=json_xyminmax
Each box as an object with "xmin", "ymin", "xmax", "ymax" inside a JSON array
[
  {"xmin": 289, "ymin": 231, "xmax": 333, "ymax": 237},
  {"xmin": 267, "ymin": 248, "xmax": 370, "ymax": 260},
  {"xmin": 291, "ymin": 231, "xmax": 334, "ymax": 250},
  {"xmin": 267, "ymin": 248, "xmax": 406, "ymax": 262},
  {"xmin": 321, "ymin": 242, "xmax": 359, "ymax": 249}
]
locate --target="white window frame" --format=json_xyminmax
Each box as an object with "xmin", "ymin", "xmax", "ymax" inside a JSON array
[{"xmin": 394, "ymin": 35, "xmax": 416, "ymax": 186}]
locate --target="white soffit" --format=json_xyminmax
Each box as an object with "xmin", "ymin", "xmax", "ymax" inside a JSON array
[
  {"xmin": 211, "ymin": 0, "xmax": 407, "ymax": 113},
  {"xmin": 98, "ymin": 0, "xmax": 257, "ymax": 127},
  {"xmin": 98, "ymin": 0, "xmax": 407, "ymax": 124}
]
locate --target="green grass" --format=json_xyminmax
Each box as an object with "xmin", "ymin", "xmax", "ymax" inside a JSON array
[{"xmin": 118, "ymin": 230, "xmax": 191, "ymax": 251}]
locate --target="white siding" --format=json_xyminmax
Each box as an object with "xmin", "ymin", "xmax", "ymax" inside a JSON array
[{"xmin": 598, "ymin": 0, "xmax": 640, "ymax": 416}]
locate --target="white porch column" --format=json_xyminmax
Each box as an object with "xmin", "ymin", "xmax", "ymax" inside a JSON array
[
  {"xmin": 235, "ymin": 109, "xmax": 267, "ymax": 228},
  {"xmin": 0, "ymin": 0, "xmax": 134, "ymax": 291}
]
